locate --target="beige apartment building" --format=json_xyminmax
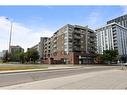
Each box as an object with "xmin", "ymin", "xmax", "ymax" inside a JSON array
[
  {"xmin": 42, "ymin": 24, "xmax": 96, "ymax": 64},
  {"xmin": 31, "ymin": 37, "xmax": 48, "ymax": 60}
]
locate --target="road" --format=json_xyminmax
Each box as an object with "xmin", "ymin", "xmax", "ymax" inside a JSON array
[{"xmin": 0, "ymin": 65, "xmax": 120, "ymax": 87}]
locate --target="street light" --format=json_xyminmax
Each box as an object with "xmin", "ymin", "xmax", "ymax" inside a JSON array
[{"xmin": 6, "ymin": 18, "xmax": 13, "ymax": 53}]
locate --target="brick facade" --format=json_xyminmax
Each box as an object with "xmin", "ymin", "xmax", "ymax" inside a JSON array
[
  {"xmin": 43, "ymin": 51, "xmax": 95, "ymax": 64},
  {"xmin": 41, "ymin": 24, "xmax": 96, "ymax": 64}
]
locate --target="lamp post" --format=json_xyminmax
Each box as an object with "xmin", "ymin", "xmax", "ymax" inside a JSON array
[{"xmin": 6, "ymin": 18, "xmax": 13, "ymax": 53}]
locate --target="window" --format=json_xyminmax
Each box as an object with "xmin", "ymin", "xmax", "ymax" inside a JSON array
[
  {"xmin": 64, "ymin": 45, "xmax": 67, "ymax": 48},
  {"xmin": 81, "ymin": 35, "xmax": 84, "ymax": 38}
]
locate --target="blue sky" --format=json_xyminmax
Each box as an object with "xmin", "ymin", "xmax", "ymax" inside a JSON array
[
  {"xmin": 0, "ymin": 6, "xmax": 127, "ymax": 51},
  {"xmin": 0, "ymin": 6, "xmax": 125, "ymax": 30}
]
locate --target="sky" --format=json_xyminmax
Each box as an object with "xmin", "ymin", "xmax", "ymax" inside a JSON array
[{"xmin": 0, "ymin": 6, "xmax": 127, "ymax": 52}]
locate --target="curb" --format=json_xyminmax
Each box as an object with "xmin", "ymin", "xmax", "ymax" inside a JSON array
[{"xmin": 0, "ymin": 66, "xmax": 83, "ymax": 74}]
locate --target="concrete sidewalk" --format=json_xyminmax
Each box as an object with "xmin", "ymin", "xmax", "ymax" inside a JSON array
[{"xmin": 1, "ymin": 69, "xmax": 127, "ymax": 89}]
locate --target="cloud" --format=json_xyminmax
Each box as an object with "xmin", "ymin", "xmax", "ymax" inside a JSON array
[
  {"xmin": 0, "ymin": 16, "xmax": 53, "ymax": 52},
  {"xmin": 85, "ymin": 11, "xmax": 102, "ymax": 29},
  {"xmin": 88, "ymin": 12, "xmax": 100, "ymax": 25},
  {"xmin": 121, "ymin": 6, "xmax": 127, "ymax": 15}
]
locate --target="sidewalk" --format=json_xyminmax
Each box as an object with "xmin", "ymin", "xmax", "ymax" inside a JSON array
[{"xmin": 1, "ymin": 69, "xmax": 127, "ymax": 89}]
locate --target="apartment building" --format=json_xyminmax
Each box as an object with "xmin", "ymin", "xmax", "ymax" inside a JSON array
[
  {"xmin": 96, "ymin": 23, "xmax": 127, "ymax": 56},
  {"xmin": 107, "ymin": 14, "xmax": 127, "ymax": 28},
  {"xmin": 31, "ymin": 37, "xmax": 48, "ymax": 60},
  {"xmin": 43, "ymin": 24, "xmax": 96, "ymax": 64},
  {"xmin": 10, "ymin": 45, "xmax": 24, "ymax": 54},
  {"xmin": 31, "ymin": 44, "xmax": 39, "ymax": 51}
]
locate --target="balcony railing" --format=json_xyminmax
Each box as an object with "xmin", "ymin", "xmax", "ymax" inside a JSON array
[{"xmin": 74, "ymin": 35, "xmax": 81, "ymax": 39}]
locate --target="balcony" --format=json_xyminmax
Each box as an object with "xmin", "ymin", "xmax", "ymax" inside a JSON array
[
  {"xmin": 113, "ymin": 32, "xmax": 117, "ymax": 36},
  {"xmin": 73, "ymin": 40, "xmax": 81, "ymax": 45},
  {"xmin": 74, "ymin": 35, "xmax": 81, "ymax": 39},
  {"xmin": 73, "ymin": 47, "xmax": 81, "ymax": 52},
  {"xmin": 113, "ymin": 36, "xmax": 117, "ymax": 39},
  {"xmin": 74, "ymin": 30, "xmax": 81, "ymax": 34},
  {"xmin": 53, "ymin": 45, "xmax": 57, "ymax": 48},
  {"xmin": 53, "ymin": 39, "xmax": 57, "ymax": 42}
]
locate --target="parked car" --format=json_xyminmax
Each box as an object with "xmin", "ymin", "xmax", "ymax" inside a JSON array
[{"xmin": 123, "ymin": 63, "xmax": 127, "ymax": 66}]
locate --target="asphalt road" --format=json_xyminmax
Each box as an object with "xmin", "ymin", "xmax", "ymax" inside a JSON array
[{"xmin": 0, "ymin": 65, "xmax": 120, "ymax": 87}]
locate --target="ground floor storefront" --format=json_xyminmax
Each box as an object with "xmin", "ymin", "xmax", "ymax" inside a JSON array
[{"xmin": 42, "ymin": 52, "xmax": 96, "ymax": 64}]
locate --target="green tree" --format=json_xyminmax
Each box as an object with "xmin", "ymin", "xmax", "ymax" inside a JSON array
[
  {"xmin": 31, "ymin": 49, "xmax": 39, "ymax": 63},
  {"xmin": 25, "ymin": 49, "xmax": 39, "ymax": 63},
  {"xmin": 95, "ymin": 54, "xmax": 104, "ymax": 64},
  {"xmin": 8, "ymin": 49, "xmax": 24, "ymax": 62},
  {"xmin": 25, "ymin": 50, "xmax": 31, "ymax": 62},
  {"xmin": 120, "ymin": 55, "xmax": 127, "ymax": 63},
  {"xmin": 19, "ymin": 52, "xmax": 25, "ymax": 63},
  {"xmin": 12, "ymin": 50, "xmax": 21, "ymax": 61},
  {"xmin": 2, "ymin": 51, "xmax": 9, "ymax": 62},
  {"xmin": 102, "ymin": 50, "xmax": 118, "ymax": 64}
]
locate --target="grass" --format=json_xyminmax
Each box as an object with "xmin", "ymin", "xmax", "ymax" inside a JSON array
[
  {"xmin": 0, "ymin": 60, "xmax": 3, "ymax": 63},
  {"xmin": 0, "ymin": 65, "xmax": 48, "ymax": 71}
]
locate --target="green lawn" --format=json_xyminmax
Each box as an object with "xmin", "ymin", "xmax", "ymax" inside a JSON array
[
  {"xmin": 0, "ymin": 65, "xmax": 48, "ymax": 71},
  {"xmin": 0, "ymin": 60, "xmax": 3, "ymax": 63}
]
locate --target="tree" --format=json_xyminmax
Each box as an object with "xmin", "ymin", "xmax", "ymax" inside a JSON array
[
  {"xmin": 2, "ymin": 51, "xmax": 9, "ymax": 62},
  {"xmin": 11, "ymin": 50, "xmax": 21, "ymax": 61},
  {"xmin": 95, "ymin": 54, "xmax": 104, "ymax": 64},
  {"xmin": 25, "ymin": 49, "xmax": 39, "ymax": 63},
  {"xmin": 19, "ymin": 52, "xmax": 25, "ymax": 63},
  {"xmin": 120, "ymin": 55, "xmax": 127, "ymax": 63},
  {"xmin": 30, "ymin": 49, "xmax": 40, "ymax": 63},
  {"xmin": 102, "ymin": 50, "xmax": 118, "ymax": 64}
]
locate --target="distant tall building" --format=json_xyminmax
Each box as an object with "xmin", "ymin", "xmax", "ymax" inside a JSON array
[
  {"xmin": 42, "ymin": 24, "xmax": 96, "ymax": 64},
  {"xmin": 31, "ymin": 37, "xmax": 48, "ymax": 59},
  {"xmin": 10, "ymin": 45, "xmax": 24, "ymax": 54},
  {"xmin": 96, "ymin": 23, "xmax": 127, "ymax": 56},
  {"xmin": 107, "ymin": 14, "xmax": 127, "ymax": 28}
]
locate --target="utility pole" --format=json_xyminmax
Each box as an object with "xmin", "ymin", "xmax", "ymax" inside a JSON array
[
  {"xmin": 6, "ymin": 18, "xmax": 13, "ymax": 53},
  {"xmin": 9, "ymin": 21, "xmax": 13, "ymax": 53}
]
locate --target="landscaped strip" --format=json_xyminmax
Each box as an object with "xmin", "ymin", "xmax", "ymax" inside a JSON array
[{"xmin": 0, "ymin": 65, "xmax": 47, "ymax": 71}]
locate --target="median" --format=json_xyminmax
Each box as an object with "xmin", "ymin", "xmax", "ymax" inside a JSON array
[
  {"xmin": 0, "ymin": 64, "xmax": 81, "ymax": 74},
  {"xmin": 0, "ymin": 64, "xmax": 48, "ymax": 72}
]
